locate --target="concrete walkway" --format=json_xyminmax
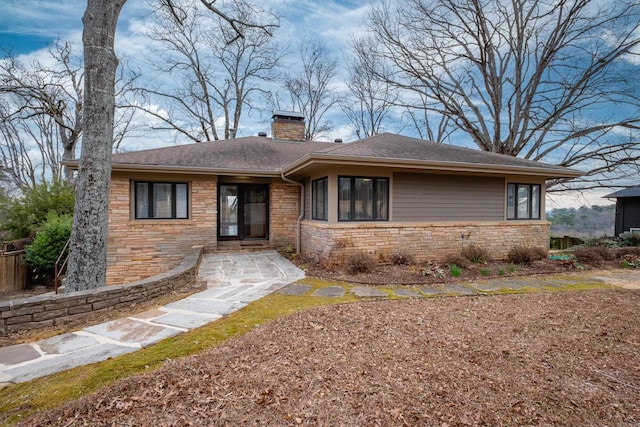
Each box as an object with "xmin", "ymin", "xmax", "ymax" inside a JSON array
[{"xmin": 0, "ymin": 251, "xmax": 305, "ymax": 385}]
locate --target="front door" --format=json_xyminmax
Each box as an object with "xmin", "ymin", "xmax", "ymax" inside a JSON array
[{"xmin": 218, "ymin": 184, "xmax": 269, "ymax": 240}]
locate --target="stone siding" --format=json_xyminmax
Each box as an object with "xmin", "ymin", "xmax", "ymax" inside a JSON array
[
  {"xmin": 0, "ymin": 247, "xmax": 202, "ymax": 333},
  {"xmin": 270, "ymin": 182, "xmax": 299, "ymax": 249},
  {"xmin": 301, "ymin": 221, "xmax": 550, "ymax": 263},
  {"xmin": 107, "ymin": 177, "xmax": 217, "ymax": 285}
]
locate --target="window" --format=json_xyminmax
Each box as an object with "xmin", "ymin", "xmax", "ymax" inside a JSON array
[
  {"xmin": 135, "ymin": 181, "xmax": 189, "ymax": 219},
  {"xmin": 338, "ymin": 176, "xmax": 389, "ymax": 221},
  {"xmin": 311, "ymin": 177, "xmax": 328, "ymax": 220},
  {"xmin": 507, "ymin": 183, "xmax": 540, "ymax": 220}
]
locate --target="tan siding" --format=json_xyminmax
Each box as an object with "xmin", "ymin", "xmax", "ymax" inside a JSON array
[{"xmin": 393, "ymin": 173, "xmax": 504, "ymax": 221}]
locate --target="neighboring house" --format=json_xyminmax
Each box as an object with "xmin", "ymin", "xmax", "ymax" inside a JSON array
[
  {"xmin": 605, "ymin": 186, "xmax": 640, "ymax": 236},
  {"xmin": 67, "ymin": 112, "xmax": 581, "ymax": 285}
]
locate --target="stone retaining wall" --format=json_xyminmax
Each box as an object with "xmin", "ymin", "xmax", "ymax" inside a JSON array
[
  {"xmin": 0, "ymin": 246, "xmax": 203, "ymax": 333},
  {"xmin": 301, "ymin": 221, "xmax": 550, "ymax": 263}
]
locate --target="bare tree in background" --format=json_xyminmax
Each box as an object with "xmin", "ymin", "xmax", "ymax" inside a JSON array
[
  {"xmin": 66, "ymin": 0, "xmax": 277, "ymax": 292},
  {"xmin": 0, "ymin": 41, "xmax": 137, "ymax": 185},
  {"xmin": 363, "ymin": 0, "xmax": 640, "ymax": 190},
  {"xmin": 134, "ymin": 0, "xmax": 281, "ymax": 142},
  {"xmin": 0, "ymin": 41, "xmax": 83, "ymax": 185},
  {"xmin": 277, "ymin": 40, "xmax": 340, "ymax": 141},
  {"xmin": 341, "ymin": 38, "xmax": 398, "ymax": 138}
]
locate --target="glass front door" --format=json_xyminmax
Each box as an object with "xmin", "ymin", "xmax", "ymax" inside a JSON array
[{"xmin": 218, "ymin": 184, "xmax": 269, "ymax": 240}]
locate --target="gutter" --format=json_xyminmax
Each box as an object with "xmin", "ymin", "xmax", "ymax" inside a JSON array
[
  {"xmin": 280, "ymin": 171, "xmax": 304, "ymax": 254},
  {"xmin": 283, "ymin": 154, "xmax": 584, "ymax": 179}
]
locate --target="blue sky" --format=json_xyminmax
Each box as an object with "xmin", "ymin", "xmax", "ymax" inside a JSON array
[
  {"xmin": 0, "ymin": 0, "xmax": 372, "ymax": 140},
  {"xmin": 0, "ymin": 0, "xmax": 370, "ymax": 55}
]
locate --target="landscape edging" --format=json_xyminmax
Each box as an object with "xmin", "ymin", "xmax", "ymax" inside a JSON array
[{"xmin": 0, "ymin": 245, "xmax": 204, "ymax": 333}]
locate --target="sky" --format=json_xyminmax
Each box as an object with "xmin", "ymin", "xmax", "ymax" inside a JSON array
[{"xmin": 0, "ymin": 0, "xmax": 620, "ymax": 209}]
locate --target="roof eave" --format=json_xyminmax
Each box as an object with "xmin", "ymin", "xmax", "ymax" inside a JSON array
[
  {"xmin": 110, "ymin": 163, "xmax": 281, "ymax": 177},
  {"xmin": 283, "ymin": 154, "xmax": 583, "ymax": 179}
]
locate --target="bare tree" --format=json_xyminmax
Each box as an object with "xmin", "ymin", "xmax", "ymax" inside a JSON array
[
  {"xmin": 0, "ymin": 101, "xmax": 61, "ymax": 188},
  {"xmin": 0, "ymin": 41, "xmax": 83, "ymax": 185},
  {"xmin": 67, "ymin": 0, "xmax": 277, "ymax": 292},
  {"xmin": 364, "ymin": 0, "xmax": 640, "ymax": 190},
  {"xmin": 134, "ymin": 0, "xmax": 281, "ymax": 142},
  {"xmin": 341, "ymin": 38, "xmax": 398, "ymax": 138},
  {"xmin": 278, "ymin": 40, "xmax": 341, "ymax": 141}
]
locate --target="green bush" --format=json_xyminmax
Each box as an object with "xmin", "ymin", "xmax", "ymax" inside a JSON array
[
  {"xmin": 346, "ymin": 251, "xmax": 376, "ymax": 274},
  {"xmin": 25, "ymin": 212, "xmax": 72, "ymax": 274},
  {"xmin": 1, "ymin": 180, "xmax": 74, "ymax": 239},
  {"xmin": 449, "ymin": 264, "xmax": 463, "ymax": 277},
  {"xmin": 461, "ymin": 244, "xmax": 491, "ymax": 264},
  {"xmin": 617, "ymin": 232, "xmax": 640, "ymax": 247}
]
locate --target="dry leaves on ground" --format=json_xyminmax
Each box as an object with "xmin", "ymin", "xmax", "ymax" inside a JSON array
[{"xmin": 19, "ymin": 289, "xmax": 640, "ymax": 426}]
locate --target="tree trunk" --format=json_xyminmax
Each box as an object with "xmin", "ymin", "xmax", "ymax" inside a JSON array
[{"xmin": 65, "ymin": 0, "xmax": 125, "ymax": 292}]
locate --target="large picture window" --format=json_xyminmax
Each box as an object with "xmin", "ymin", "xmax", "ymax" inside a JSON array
[
  {"xmin": 135, "ymin": 181, "xmax": 189, "ymax": 219},
  {"xmin": 311, "ymin": 177, "xmax": 328, "ymax": 220},
  {"xmin": 507, "ymin": 183, "xmax": 540, "ymax": 220},
  {"xmin": 338, "ymin": 176, "xmax": 389, "ymax": 221}
]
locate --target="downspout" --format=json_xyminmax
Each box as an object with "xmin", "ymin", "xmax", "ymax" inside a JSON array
[{"xmin": 281, "ymin": 171, "xmax": 304, "ymax": 254}]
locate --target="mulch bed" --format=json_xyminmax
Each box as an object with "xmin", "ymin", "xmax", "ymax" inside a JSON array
[
  {"xmin": 17, "ymin": 289, "xmax": 640, "ymax": 426},
  {"xmin": 302, "ymin": 258, "xmax": 593, "ymax": 286}
]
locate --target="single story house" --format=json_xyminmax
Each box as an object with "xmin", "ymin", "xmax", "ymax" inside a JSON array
[
  {"xmin": 74, "ymin": 112, "xmax": 581, "ymax": 285},
  {"xmin": 605, "ymin": 186, "xmax": 640, "ymax": 236}
]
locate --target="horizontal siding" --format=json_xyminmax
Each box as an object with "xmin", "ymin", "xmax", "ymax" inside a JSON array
[{"xmin": 393, "ymin": 173, "xmax": 504, "ymax": 221}]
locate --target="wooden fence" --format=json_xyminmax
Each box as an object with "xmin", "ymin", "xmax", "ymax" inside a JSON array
[{"xmin": 0, "ymin": 250, "xmax": 27, "ymax": 293}]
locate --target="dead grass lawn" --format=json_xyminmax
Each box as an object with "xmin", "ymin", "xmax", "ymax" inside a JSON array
[{"xmin": 17, "ymin": 289, "xmax": 640, "ymax": 426}]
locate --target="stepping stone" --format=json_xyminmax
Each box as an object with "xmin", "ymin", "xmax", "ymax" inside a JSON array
[
  {"xmin": 444, "ymin": 284, "xmax": 477, "ymax": 295},
  {"xmin": 84, "ymin": 318, "xmax": 180, "ymax": 347},
  {"xmin": 38, "ymin": 333, "xmax": 99, "ymax": 355},
  {"xmin": 131, "ymin": 308, "xmax": 166, "ymax": 320},
  {"xmin": 152, "ymin": 312, "xmax": 219, "ymax": 330},
  {"xmin": 0, "ymin": 344, "xmax": 40, "ymax": 366},
  {"xmin": 419, "ymin": 286, "xmax": 448, "ymax": 296},
  {"xmin": 471, "ymin": 281, "xmax": 507, "ymax": 292},
  {"xmin": 497, "ymin": 280, "xmax": 530, "ymax": 290},
  {"xmin": 278, "ymin": 283, "xmax": 313, "ymax": 296},
  {"xmin": 313, "ymin": 286, "xmax": 345, "ymax": 297},
  {"xmin": 4, "ymin": 343, "xmax": 136, "ymax": 384},
  {"xmin": 164, "ymin": 299, "xmax": 237, "ymax": 316},
  {"xmin": 393, "ymin": 288, "xmax": 421, "ymax": 297},
  {"xmin": 352, "ymin": 286, "xmax": 387, "ymax": 297}
]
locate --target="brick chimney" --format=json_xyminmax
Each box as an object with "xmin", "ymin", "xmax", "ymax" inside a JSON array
[{"xmin": 271, "ymin": 111, "xmax": 306, "ymax": 141}]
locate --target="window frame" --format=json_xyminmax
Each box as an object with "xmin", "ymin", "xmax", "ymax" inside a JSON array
[
  {"xmin": 134, "ymin": 181, "xmax": 190, "ymax": 220},
  {"xmin": 311, "ymin": 177, "xmax": 328, "ymax": 221},
  {"xmin": 338, "ymin": 176, "xmax": 389, "ymax": 222},
  {"xmin": 507, "ymin": 183, "xmax": 541, "ymax": 220}
]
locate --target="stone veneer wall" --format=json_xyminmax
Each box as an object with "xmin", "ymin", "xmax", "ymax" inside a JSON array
[
  {"xmin": 107, "ymin": 177, "xmax": 217, "ymax": 285},
  {"xmin": 0, "ymin": 246, "xmax": 202, "ymax": 333},
  {"xmin": 271, "ymin": 119, "xmax": 305, "ymax": 141},
  {"xmin": 301, "ymin": 221, "xmax": 550, "ymax": 263},
  {"xmin": 269, "ymin": 182, "xmax": 299, "ymax": 249}
]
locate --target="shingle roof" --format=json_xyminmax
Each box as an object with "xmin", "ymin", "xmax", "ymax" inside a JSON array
[
  {"xmin": 312, "ymin": 133, "xmax": 571, "ymax": 172},
  {"xmin": 605, "ymin": 186, "xmax": 640, "ymax": 198},
  {"xmin": 107, "ymin": 132, "xmax": 580, "ymax": 178},
  {"xmin": 110, "ymin": 137, "xmax": 337, "ymax": 174}
]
